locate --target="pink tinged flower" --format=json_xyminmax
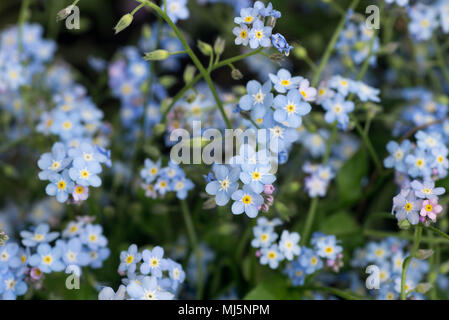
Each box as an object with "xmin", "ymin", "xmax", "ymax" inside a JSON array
[
  {"xmin": 263, "ymin": 184, "xmax": 275, "ymax": 195},
  {"xmin": 420, "ymin": 199, "xmax": 443, "ymax": 221},
  {"xmin": 72, "ymin": 185, "xmax": 89, "ymax": 202},
  {"xmin": 255, "ymin": 250, "xmax": 262, "ymax": 257},
  {"xmin": 30, "ymin": 267, "xmax": 44, "ymax": 281}
]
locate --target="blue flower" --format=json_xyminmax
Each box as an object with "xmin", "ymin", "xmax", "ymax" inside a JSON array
[
  {"xmin": 119, "ymin": 244, "xmax": 142, "ymax": 273},
  {"xmin": 248, "ymin": 20, "xmax": 273, "ymax": 49},
  {"xmin": 278, "ymin": 230, "xmax": 301, "ymax": 261},
  {"xmin": 260, "ymin": 244, "xmax": 284, "ymax": 269},
  {"xmin": 239, "ymin": 80, "xmax": 273, "ymax": 119},
  {"xmin": 269, "ymin": 69, "xmax": 302, "ymax": 93},
  {"xmin": 45, "ymin": 170, "xmax": 75, "ymax": 203},
  {"xmin": 286, "ymin": 261, "xmax": 306, "ymax": 286},
  {"xmin": 126, "ymin": 276, "xmax": 174, "ymax": 300},
  {"xmin": 29, "ymin": 243, "xmax": 65, "ymax": 273},
  {"xmin": 80, "ymin": 224, "xmax": 108, "ymax": 250},
  {"xmin": 298, "ymin": 247, "xmax": 323, "ymax": 274},
  {"xmin": 37, "ymin": 142, "xmax": 71, "ymax": 180},
  {"xmin": 172, "ymin": 177, "xmax": 194, "ymax": 200},
  {"xmin": 273, "ymin": 89, "xmax": 311, "ymax": 128},
  {"xmin": 205, "ymin": 165, "xmax": 240, "ymax": 206},
  {"xmin": 231, "ymin": 185, "xmax": 264, "ymax": 218},
  {"xmin": 68, "ymin": 159, "xmax": 102, "ymax": 187},
  {"xmin": 233, "ymin": 24, "xmax": 250, "ymax": 46},
  {"xmin": 329, "ymin": 75, "xmax": 353, "ymax": 97},
  {"xmin": 251, "ymin": 225, "xmax": 278, "ymax": 248},
  {"xmin": 141, "ymin": 158, "xmax": 161, "ymax": 183},
  {"xmin": 410, "ymin": 179, "xmax": 445, "ymax": 199},
  {"xmin": 68, "ymin": 142, "xmax": 103, "ymax": 171},
  {"xmin": 405, "ymin": 148, "xmax": 433, "ymax": 178},
  {"xmin": 56, "ymin": 238, "xmax": 90, "ymax": 267},
  {"xmin": 20, "ymin": 223, "xmax": 59, "ymax": 247},
  {"xmin": 240, "ymin": 163, "xmax": 276, "ymax": 193},
  {"xmin": 167, "ymin": 260, "xmax": 185, "ymax": 291},
  {"xmin": 234, "ymin": 7, "xmax": 258, "ymax": 24},
  {"xmin": 314, "ymin": 235, "xmax": 342, "ymax": 260},
  {"xmin": 140, "ymin": 246, "xmax": 168, "ymax": 278},
  {"xmin": 271, "ymin": 33, "xmax": 293, "ymax": 55},
  {"xmin": 0, "ymin": 243, "xmax": 21, "ymax": 269},
  {"xmin": 322, "ymin": 94, "xmax": 354, "ymax": 129},
  {"xmin": 0, "ymin": 271, "xmax": 27, "ymax": 300},
  {"xmin": 87, "ymin": 247, "xmax": 110, "ymax": 269},
  {"xmin": 163, "ymin": 0, "xmax": 189, "ymax": 23},
  {"xmin": 408, "ymin": 4, "xmax": 438, "ymax": 42},
  {"xmin": 383, "ymin": 140, "xmax": 412, "ymax": 172}
]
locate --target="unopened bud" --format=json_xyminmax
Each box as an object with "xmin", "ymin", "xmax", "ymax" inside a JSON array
[
  {"xmin": 159, "ymin": 75, "xmax": 177, "ymax": 88},
  {"xmin": 416, "ymin": 283, "xmax": 432, "ymax": 294},
  {"xmin": 183, "ymin": 65, "xmax": 196, "ymax": 83},
  {"xmin": 214, "ymin": 37, "xmax": 226, "ymax": 56},
  {"xmin": 153, "ymin": 123, "xmax": 166, "ymax": 137},
  {"xmin": 114, "ymin": 13, "xmax": 133, "ymax": 34},
  {"xmin": 294, "ymin": 45, "xmax": 307, "ymax": 59},
  {"xmin": 56, "ymin": 5, "xmax": 75, "ymax": 22},
  {"xmin": 398, "ymin": 219, "xmax": 411, "ymax": 230},
  {"xmin": 197, "ymin": 40, "xmax": 213, "ymax": 56},
  {"xmin": 186, "ymin": 93, "xmax": 197, "ymax": 103},
  {"xmin": 231, "ymin": 69, "xmax": 243, "ymax": 80},
  {"xmin": 144, "ymin": 49, "xmax": 170, "ymax": 61},
  {"xmin": 415, "ymin": 249, "xmax": 434, "ymax": 260}
]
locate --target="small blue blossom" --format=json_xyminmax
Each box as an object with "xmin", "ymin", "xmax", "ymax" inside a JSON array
[
  {"xmin": 140, "ymin": 246, "xmax": 168, "ymax": 278},
  {"xmin": 260, "ymin": 244, "xmax": 284, "ymax": 269},
  {"xmin": 119, "ymin": 244, "xmax": 142, "ymax": 273},
  {"xmin": 278, "ymin": 230, "xmax": 301, "ymax": 261},
  {"xmin": 29, "ymin": 243, "xmax": 65, "ymax": 273},
  {"xmin": 205, "ymin": 165, "xmax": 240, "ymax": 206},
  {"xmin": 248, "ymin": 20, "xmax": 273, "ymax": 49},
  {"xmin": 20, "ymin": 223, "xmax": 59, "ymax": 247},
  {"xmin": 231, "ymin": 185, "xmax": 264, "ymax": 218}
]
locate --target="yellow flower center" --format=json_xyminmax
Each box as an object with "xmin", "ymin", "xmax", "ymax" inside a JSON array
[
  {"xmin": 268, "ymin": 251, "xmax": 276, "ymax": 259},
  {"xmin": 126, "ymin": 255, "xmax": 134, "ymax": 264},
  {"xmin": 43, "ymin": 255, "xmax": 53, "ymax": 265},
  {"xmin": 58, "ymin": 180, "xmax": 66, "ymax": 190},
  {"xmin": 62, "ymin": 121, "xmax": 72, "ymax": 130},
  {"xmin": 240, "ymin": 31, "xmax": 247, "ymax": 39},
  {"xmin": 80, "ymin": 169, "xmax": 89, "ymax": 179},
  {"xmin": 150, "ymin": 258, "xmax": 159, "ymax": 267},
  {"xmin": 75, "ymin": 186, "xmax": 84, "ymax": 194},
  {"xmin": 425, "ymin": 204, "xmax": 433, "ymax": 212},
  {"xmin": 244, "ymin": 16, "xmax": 253, "ymax": 23},
  {"xmin": 281, "ymin": 80, "xmax": 290, "ymax": 86},
  {"xmin": 242, "ymin": 195, "xmax": 252, "ymax": 204}
]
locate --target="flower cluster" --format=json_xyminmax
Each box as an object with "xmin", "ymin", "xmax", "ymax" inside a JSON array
[
  {"xmin": 318, "ymin": 75, "xmax": 380, "ymax": 130},
  {"xmin": 351, "ymin": 237, "xmax": 429, "ymax": 300},
  {"xmin": 0, "ymin": 217, "xmax": 109, "ymax": 300},
  {"xmin": 392, "ymin": 179, "xmax": 445, "ymax": 225},
  {"xmin": 336, "ymin": 12, "xmax": 380, "ymax": 66},
  {"xmin": 38, "ymin": 142, "xmax": 110, "ymax": 203},
  {"xmin": 233, "ymin": 1, "xmax": 292, "ymax": 55},
  {"xmin": 140, "ymin": 159, "xmax": 194, "ymax": 200},
  {"xmin": 384, "ymin": 130, "xmax": 449, "ymax": 181},
  {"xmin": 99, "ymin": 244, "xmax": 185, "ymax": 300},
  {"xmin": 408, "ymin": 2, "xmax": 449, "ymax": 42},
  {"xmin": 303, "ymin": 162, "xmax": 335, "ymax": 198},
  {"xmin": 205, "ymin": 145, "xmax": 276, "ymax": 218},
  {"xmin": 251, "ymin": 218, "xmax": 343, "ymax": 286}
]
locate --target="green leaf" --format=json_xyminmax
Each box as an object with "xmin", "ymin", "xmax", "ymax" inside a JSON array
[
  {"xmin": 336, "ymin": 148, "xmax": 368, "ymax": 205},
  {"xmin": 320, "ymin": 211, "xmax": 359, "ymax": 235}
]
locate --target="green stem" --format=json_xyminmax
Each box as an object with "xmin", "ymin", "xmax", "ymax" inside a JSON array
[
  {"xmin": 137, "ymin": 0, "xmax": 232, "ymax": 128},
  {"xmin": 433, "ymin": 35, "xmax": 449, "ymax": 85},
  {"xmin": 300, "ymin": 197, "xmax": 318, "ymax": 245},
  {"xmin": 311, "ymin": 0, "xmax": 360, "ymax": 87},
  {"xmin": 427, "ymin": 225, "xmax": 449, "ymax": 241},
  {"xmin": 180, "ymin": 199, "xmax": 203, "ymax": 299},
  {"xmin": 160, "ymin": 48, "xmax": 263, "ymax": 123},
  {"xmin": 400, "ymin": 224, "xmax": 422, "ymax": 300},
  {"xmin": 18, "ymin": 0, "xmax": 31, "ymax": 53},
  {"xmin": 352, "ymin": 115, "xmax": 383, "ymax": 173}
]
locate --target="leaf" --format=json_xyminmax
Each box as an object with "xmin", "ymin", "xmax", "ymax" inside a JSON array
[
  {"xmin": 320, "ymin": 211, "xmax": 359, "ymax": 235},
  {"xmin": 336, "ymin": 148, "xmax": 368, "ymax": 205}
]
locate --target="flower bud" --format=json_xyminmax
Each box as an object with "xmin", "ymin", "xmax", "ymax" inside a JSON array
[
  {"xmin": 214, "ymin": 37, "xmax": 226, "ymax": 56},
  {"xmin": 294, "ymin": 45, "xmax": 308, "ymax": 59},
  {"xmin": 231, "ymin": 69, "xmax": 243, "ymax": 80},
  {"xmin": 114, "ymin": 13, "xmax": 134, "ymax": 34},
  {"xmin": 415, "ymin": 249, "xmax": 434, "ymax": 260},
  {"xmin": 197, "ymin": 40, "xmax": 213, "ymax": 56},
  {"xmin": 398, "ymin": 219, "xmax": 411, "ymax": 230},
  {"xmin": 144, "ymin": 49, "xmax": 170, "ymax": 61},
  {"xmin": 153, "ymin": 123, "xmax": 166, "ymax": 137},
  {"xmin": 416, "ymin": 283, "xmax": 432, "ymax": 294},
  {"xmin": 183, "ymin": 65, "xmax": 196, "ymax": 83},
  {"xmin": 56, "ymin": 5, "xmax": 75, "ymax": 22}
]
